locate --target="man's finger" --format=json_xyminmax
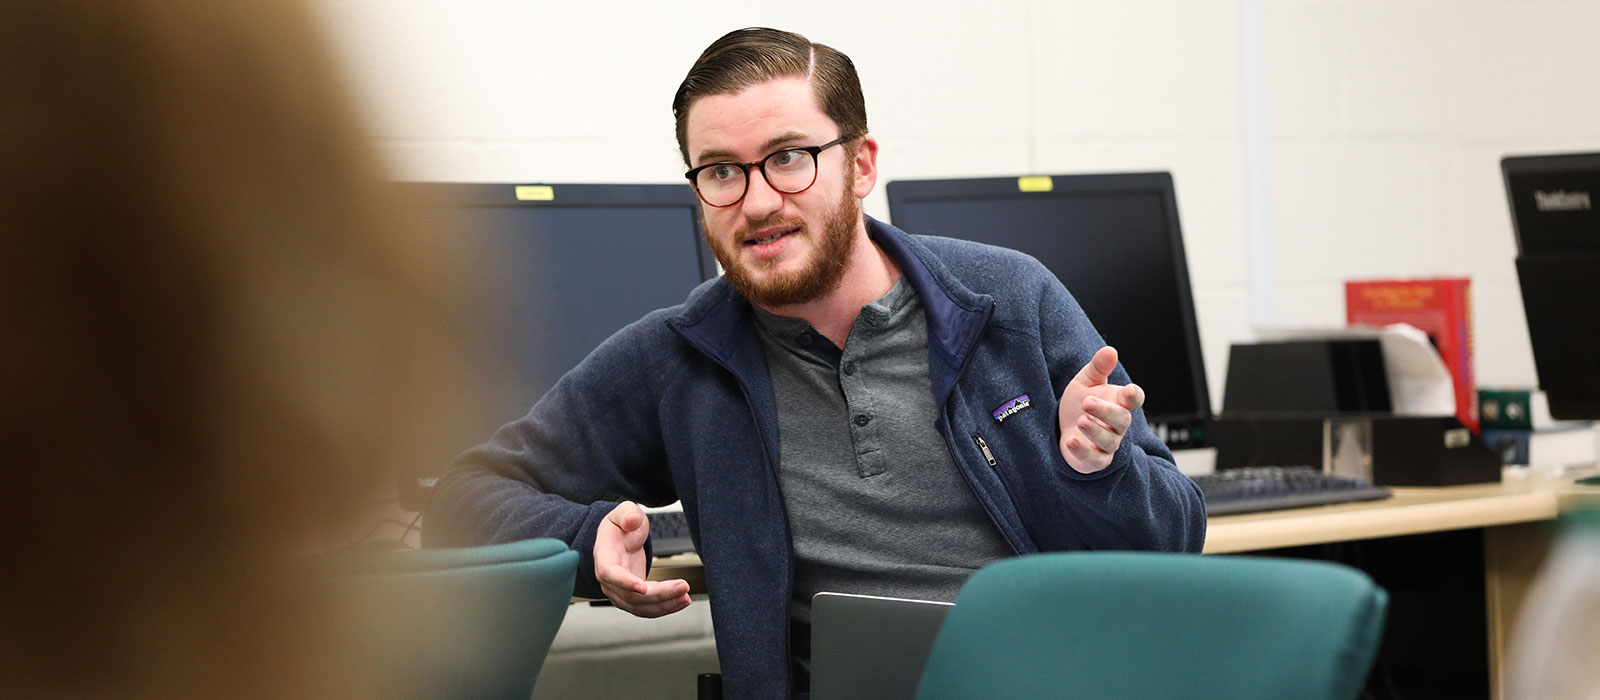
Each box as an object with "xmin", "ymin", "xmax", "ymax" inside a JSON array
[
  {"xmin": 607, "ymin": 501, "xmax": 645, "ymax": 531},
  {"xmin": 639, "ymin": 579, "xmax": 690, "ymax": 603},
  {"xmin": 1118, "ymin": 383, "xmax": 1146, "ymax": 411},
  {"xmin": 1082, "ymin": 395, "xmax": 1132, "ymax": 435},
  {"xmin": 606, "ymin": 502, "xmax": 651, "ymax": 550},
  {"xmin": 602, "ymin": 578, "xmax": 693, "ymax": 617},
  {"xmin": 1072, "ymin": 346, "xmax": 1119, "ymax": 387},
  {"xmin": 620, "ymin": 520, "xmax": 651, "ymax": 550},
  {"xmin": 596, "ymin": 560, "xmax": 649, "ymax": 595},
  {"xmin": 1063, "ymin": 435, "xmax": 1110, "ymax": 471},
  {"xmin": 615, "ymin": 591, "xmax": 693, "ymax": 618},
  {"xmin": 606, "ymin": 577, "xmax": 688, "ymax": 604},
  {"xmin": 1078, "ymin": 414, "xmax": 1122, "ymax": 454}
]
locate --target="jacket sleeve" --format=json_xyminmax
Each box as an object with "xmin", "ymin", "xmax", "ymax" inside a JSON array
[
  {"xmin": 1034, "ymin": 266, "xmax": 1207, "ymax": 553},
  {"xmin": 422, "ymin": 317, "xmax": 680, "ymax": 598}
]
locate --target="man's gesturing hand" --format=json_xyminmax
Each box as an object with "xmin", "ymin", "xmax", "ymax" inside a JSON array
[
  {"xmin": 1058, "ymin": 346, "xmax": 1146, "ymax": 474},
  {"xmin": 594, "ymin": 501, "xmax": 691, "ymax": 618}
]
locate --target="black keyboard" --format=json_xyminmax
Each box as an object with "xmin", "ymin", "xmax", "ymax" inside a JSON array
[
  {"xmin": 646, "ymin": 509, "xmax": 695, "ymax": 557},
  {"xmin": 1193, "ymin": 466, "xmax": 1392, "ymax": 516}
]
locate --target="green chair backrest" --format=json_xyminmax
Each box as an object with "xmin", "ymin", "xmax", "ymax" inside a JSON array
[
  {"xmin": 915, "ymin": 552, "xmax": 1387, "ymax": 700},
  {"xmin": 327, "ymin": 538, "xmax": 578, "ymax": 700}
]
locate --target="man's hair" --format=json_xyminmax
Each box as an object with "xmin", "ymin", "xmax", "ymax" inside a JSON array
[{"xmin": 672, "ymin": 27, "xmax": 867, "ymax": 166}]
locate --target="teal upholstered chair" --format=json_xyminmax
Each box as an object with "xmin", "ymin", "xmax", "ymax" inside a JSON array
[
  {"xmin": 328, "ymin": 538, "xmax": 579, "ymax": 700},
  {"xmin": 915, "ymin": 552, "xmax": 1387, "ymax": 700}
]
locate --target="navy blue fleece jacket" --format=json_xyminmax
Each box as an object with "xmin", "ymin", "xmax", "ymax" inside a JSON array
[{"xmin": 425, "ymin": 217, "xmax": 1206, "ymax": 698}]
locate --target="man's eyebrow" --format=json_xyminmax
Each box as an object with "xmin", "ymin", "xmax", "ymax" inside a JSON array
[
  {"xmin": 758, "ymin": 131, "xmax": 810, "ymax": 153},
  {"xmin": 694, "ymin": 148, "xmax": 737, "ymax": 165},
  {"xmin": 694, "ymin": 131, "xmax": 813, "ymax": 166}
]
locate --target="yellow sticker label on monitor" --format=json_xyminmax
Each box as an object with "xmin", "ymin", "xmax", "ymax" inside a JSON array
[
  {"xmin": 1017, "ymin": 176, "xmax": 1054, "ymax": 193},
  {"xmin": 515, "ymin": 185, "xmax": 555, "ymax": 201}
]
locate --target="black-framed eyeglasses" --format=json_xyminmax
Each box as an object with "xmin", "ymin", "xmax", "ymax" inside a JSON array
[{"xmin": 684, "ymin": 134, "xmax": 857, "ymax": 208}]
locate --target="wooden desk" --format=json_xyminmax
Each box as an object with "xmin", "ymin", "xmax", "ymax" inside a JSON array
[
  {"xmin": 1207, "ymin": 475, "xmax": 1598, "ymax": 700},
  {"xmin": 1204, "ymin": 480, "xmax": 1561, "ymax": 554}
]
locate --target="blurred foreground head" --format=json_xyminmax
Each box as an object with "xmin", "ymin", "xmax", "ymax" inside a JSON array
[{"xmin": 1, "ymin": 1, "xmax": 475, "ymax": 697}]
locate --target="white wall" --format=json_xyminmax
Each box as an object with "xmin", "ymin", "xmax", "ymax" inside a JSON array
[{"xmin": 311, "ymin": 0, "xmax": 1600, "ymax": 411}]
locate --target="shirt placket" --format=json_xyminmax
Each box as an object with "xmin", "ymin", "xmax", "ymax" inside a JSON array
[{"xmin": 841, "ymin": 306, "xmax": 887, "ymax": 478}]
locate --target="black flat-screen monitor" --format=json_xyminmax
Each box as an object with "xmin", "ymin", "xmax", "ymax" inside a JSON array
[
  {"xmin": 398, "ymin": 182, "xmax": 713, "ymax": 505},
  {"xmin": 886, "ymin": 172, "xmax": 1210, "ymax": 447},
  {"xmin": 1502, "ymin": 152, "xmax": 1600, "ymax": 419}
]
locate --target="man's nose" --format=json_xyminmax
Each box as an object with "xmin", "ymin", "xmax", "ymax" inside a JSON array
[{"xmin": 740, "ymin": 167, "xmax": 783, "ymax": 220}]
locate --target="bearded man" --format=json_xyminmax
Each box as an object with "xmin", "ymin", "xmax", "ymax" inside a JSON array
[{"xmin": 427, "ymin": 27, "xmax": 1205, "ymax": 699}]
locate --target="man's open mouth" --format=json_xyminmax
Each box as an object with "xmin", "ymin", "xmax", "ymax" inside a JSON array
[{"xmin": 746, "ymin": 227, "xmax": 798, "ymax": 246}]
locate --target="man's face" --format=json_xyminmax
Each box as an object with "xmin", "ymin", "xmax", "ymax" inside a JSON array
[{"xmin": 684, "ymin": 76, "xmax": 869, "ymax": 308}]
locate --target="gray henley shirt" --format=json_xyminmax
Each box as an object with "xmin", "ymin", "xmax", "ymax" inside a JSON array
[{"xmin": 751, "ymin": 276, "xmax": 1014, "ymax": 662}]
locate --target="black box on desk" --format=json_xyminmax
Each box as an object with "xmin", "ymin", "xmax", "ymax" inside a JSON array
[
  {"xmin": 1222, "ymin": 338, "xmax": 1392, "ymax": 415},
  {"xmin": 1210, "ymin": 415, "xmax": 1503, "ymax": 486}
]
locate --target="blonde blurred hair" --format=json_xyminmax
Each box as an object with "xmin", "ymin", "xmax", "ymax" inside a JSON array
[{"xmin": 1, "ymin": 1, "xmax": 476, "ymax": 696}]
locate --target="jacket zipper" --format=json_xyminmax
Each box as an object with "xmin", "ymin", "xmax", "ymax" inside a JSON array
[{"xmin": 973, "ymin": 434, "xmax": 997, "ymax": 467}]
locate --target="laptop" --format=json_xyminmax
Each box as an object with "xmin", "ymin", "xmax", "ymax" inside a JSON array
[{"xmin": 809, "ymin": 592, "xmax": 954, "ymax": 700}]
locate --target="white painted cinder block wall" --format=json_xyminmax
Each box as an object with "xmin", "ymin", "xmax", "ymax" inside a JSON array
[{"xmin": 310, "ymin": 0, "xmax": 1600, "ymax": 413}]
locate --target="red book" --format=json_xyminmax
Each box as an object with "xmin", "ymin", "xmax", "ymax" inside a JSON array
[{"xmin": 1345, "ymin": 278, "xmax": 1477, "ymax": 433}]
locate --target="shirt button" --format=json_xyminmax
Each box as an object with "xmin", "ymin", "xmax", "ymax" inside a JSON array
[
  {"xmin": 853, "ymin": 414, "xmax": 872, "ymax": 427},
  {"xmin": 842, "ymin": 362, "xmax": 857, "ymax": 376},
  {"xmin": 796, "ymin": 334, "xmax": 812, "ymax": 347}
]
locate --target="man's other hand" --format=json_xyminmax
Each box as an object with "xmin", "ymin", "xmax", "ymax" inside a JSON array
[
  {"xmin": 594, "ymin": 501, "xmax": 691, "ymax": 617},
  {"xmin": 1058, "ymin": 346, "xmax": 1146, "ymax": 474}
]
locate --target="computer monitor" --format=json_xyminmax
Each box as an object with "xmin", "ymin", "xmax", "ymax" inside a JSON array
[
  {"xmin": 886, "ymin": 172, "xmax": 1210, "ymax": 447},
  {"xmin": 397, "ymin": 182, "xmax": 714, "ymax": 506},
  {"xmin": 1501, "ymin": 152, "xmax": 1600, "ymax": 420}
]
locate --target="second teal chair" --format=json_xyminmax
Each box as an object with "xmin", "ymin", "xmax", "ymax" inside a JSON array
[
  {"xmin": 328, "ymin": 538, "xmax": 579, "ymax": 700},
  {"xmin": 915, "ymin": 552, "xmax": 1387, "ymax": 700}
]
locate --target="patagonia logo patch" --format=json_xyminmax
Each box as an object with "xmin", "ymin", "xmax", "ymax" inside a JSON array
[{"xmin": 992, "ymin": 394, "xmax": 1032, "ymax": 423}]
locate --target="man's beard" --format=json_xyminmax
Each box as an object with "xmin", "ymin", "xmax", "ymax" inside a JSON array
[{"xmin": 703, "ymin": 175, "xmax": 861, "ymax": 309}]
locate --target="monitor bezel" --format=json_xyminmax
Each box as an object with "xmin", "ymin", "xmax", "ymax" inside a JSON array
[
  {"xmin": 397, "ymin": 181, "xmax": 717, "ymax": 281},
  {"xmin": 1500, "ymin": 151, "xmax": 1600, "ymax": 256}
]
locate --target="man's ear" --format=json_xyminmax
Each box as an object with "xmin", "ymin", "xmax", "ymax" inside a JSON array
[{"xmin": 851, "ymin": 134, "xmax": 880, "ymax": 200}]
